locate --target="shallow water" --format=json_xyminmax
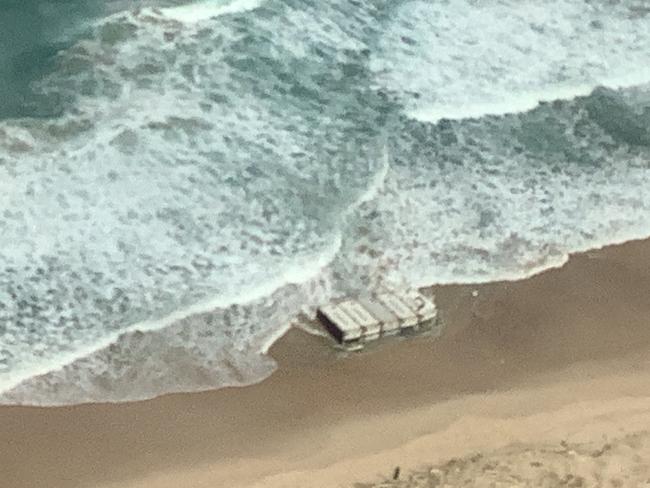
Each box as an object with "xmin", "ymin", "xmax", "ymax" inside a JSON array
[{"xmin": 1, "ymin": 0, "xmax": 650, "ymax": 405}]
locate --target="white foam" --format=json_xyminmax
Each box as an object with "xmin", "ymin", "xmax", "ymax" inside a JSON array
[
  {"xmin": 341, "ymin": 123, "xmax": 650, "ymax": 289},
  {"xmin": 0, "ymin": 4, "xmax": 347, "ymax": 402},
  {"xmin": 3, "ymin": 0, "xmax": 650, "ymax": 406},
  {"xmin": 353, "ymin": 145, "xmax": 390, "ymax": 207},
  {"xmin": 0, "ymin": 238, "xmax": 341, "ymax": 398},
  {"xmin": 374, "ymin": 0, "xmax": 650, "ymax": 122},
  {"xmin": 409, "ymin": 73, "xmax": 650, "ymax": 123},
  {"xmin": 160, "ymin": 0, "xmax": 263, "ymax": 23}
]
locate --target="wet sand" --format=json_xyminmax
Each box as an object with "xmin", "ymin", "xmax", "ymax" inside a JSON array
[{"xmin": 2, "ymin": 238, "xmax": 650, "ymax": 488}]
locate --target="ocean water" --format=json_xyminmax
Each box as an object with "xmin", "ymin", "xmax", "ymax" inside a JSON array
[{"xmin": 1, "ymin": 0, "xmax": 650, "ymax": 405}]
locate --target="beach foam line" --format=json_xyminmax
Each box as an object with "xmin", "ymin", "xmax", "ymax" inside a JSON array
[
  {"xmin": 160, "ymin": 0, "xmax": 264, "ymax": 23},
  {"xmin": 0, "ymin": 143, "xmax": 392, "ymax": 405},
  {"xmin": 410, "ymin": 224, "xmax": 650, "ymax": 289},
  {"xmin": 0, "ymin": 145, "xmax": 392, "ymax": 404},
  {"xmin": 408, "ymin": 73, "xmax": 650, "ymax": 124},
  {"xmin": 7, "ymin": 139, "xmax": 650, "ymax": 404},
  {"xmin": 254, "ymin": 147, "xmax": 391, "ymax": 356},
  {"xmin": 0, "ymin": 239, "xmax": 342, "ymax": 401}
]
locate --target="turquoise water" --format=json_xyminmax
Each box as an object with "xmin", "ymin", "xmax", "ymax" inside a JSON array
[{"xmin": 1, "ymin": 0, "xmax": 650, "ymax": 405}]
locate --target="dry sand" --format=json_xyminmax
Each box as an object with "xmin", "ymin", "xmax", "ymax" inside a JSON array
[
  {"xmin": 352, "ymin": 430, "xmax": 650, "ymax": 487},
  {"xmin": 2, "ymin": 238, "xmax": 650, "ymax": 488}
]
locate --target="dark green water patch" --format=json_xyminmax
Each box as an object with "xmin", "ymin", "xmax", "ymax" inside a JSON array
[{"xmin": 0, "ymin": 0, "xmax": 110, "ymax": 119}]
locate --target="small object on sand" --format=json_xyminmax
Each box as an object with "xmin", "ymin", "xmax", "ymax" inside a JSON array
[
  {"xmin": 393, "ymin": 466, "xmax": 400, "ymax": 480},
  {"xmin": 316, "ymin": 288, "xmax": 439, "ymax": 350}
]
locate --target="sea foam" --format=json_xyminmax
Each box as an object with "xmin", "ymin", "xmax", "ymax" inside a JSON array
[
  {"xmin": 2, "ymin": 0, "xmax": 650, "ymax": 405},
  {"xmin": 159, "ymin": 0, "xmax": 264, "ymax": 23},
  {"xmin": 372, "ymin": 0, "xmax": 650, "ymax": 123}
]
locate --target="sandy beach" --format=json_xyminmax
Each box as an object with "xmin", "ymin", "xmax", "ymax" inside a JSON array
[{"xmin": 2, "ymin": 238, "xmax": 650, "ymax": 488}]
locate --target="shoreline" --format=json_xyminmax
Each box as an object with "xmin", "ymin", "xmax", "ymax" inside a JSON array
[
  {"xmin": 3, "ymin": 227, "xmax": 648, "ymax": 407},
  {"xmin": 3, "ymin": 237, "xmax": 650, "ymax": 487}
]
